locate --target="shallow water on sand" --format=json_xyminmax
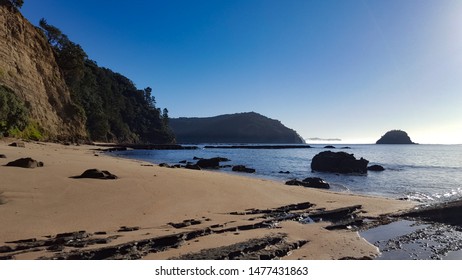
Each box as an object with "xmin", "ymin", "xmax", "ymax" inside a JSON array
[{"xmin": 360, "ymin": 220, "xmax": 462, "ymax": 260}]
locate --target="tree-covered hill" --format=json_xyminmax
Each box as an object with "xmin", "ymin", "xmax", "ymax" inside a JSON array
[{"xmin": 170, "ymin": 112, "xmax": 305, "ymax": 144}]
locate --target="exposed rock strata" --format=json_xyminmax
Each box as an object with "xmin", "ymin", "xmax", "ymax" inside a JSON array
[{"xmin": 0, "ymin": 3, "xmax": 86, "ymax": 140}]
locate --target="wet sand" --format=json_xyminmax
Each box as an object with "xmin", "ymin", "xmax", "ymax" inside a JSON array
[{"xmin": 0, "ymin": 139, "xmax": 414, "ymax": 260}]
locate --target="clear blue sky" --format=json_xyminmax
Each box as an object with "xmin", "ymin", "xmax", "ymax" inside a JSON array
[{"xmin": 21, "ymin": 0, "xmax": 462, "ymax": 144}]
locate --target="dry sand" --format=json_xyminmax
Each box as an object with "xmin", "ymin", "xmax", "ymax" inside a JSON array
[{"xmin": 0, "ymin": 139, "xmax": 414, "ymax": 260}]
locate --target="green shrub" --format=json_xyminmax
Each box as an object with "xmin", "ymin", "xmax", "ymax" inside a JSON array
[
  {"xmin": 0, "ymin": 85, "xmax": 28, "ymax": 137},
  {"xmin": 7, "ymin": 121, "xmax": 45, "ymax": 141}
]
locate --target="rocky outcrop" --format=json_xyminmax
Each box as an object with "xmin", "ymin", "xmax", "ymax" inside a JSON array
[
  {"xmin": 0, "ymin": 3, "xmax": 86, "ymax": 140},
  {"xmin": 311, "ymin": 151, "xmax": 369, "ymax": 174},
  {"xmin": 175, "ymin": 234, "xmax": 308, "ymax": 260},
  {"xmin": 398, "ymin": 199, "xmax": 462, "ymax": 227},
  {"xmin": 376, "ymin": 130, "xmax": 416, "ymax": 144}
]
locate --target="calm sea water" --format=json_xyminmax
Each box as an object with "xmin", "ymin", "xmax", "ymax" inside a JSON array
[{"xmin": 112, "ymin": 144, "xmax": 462, "ymax": 203}]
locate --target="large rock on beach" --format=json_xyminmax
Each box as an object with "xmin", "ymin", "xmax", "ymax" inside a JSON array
[
  {"xmin": 311, "ymin": 151, "xmax": 368, "ymax": 174},
  {"xmin": 6, "ymin": 157, "xmax": 44, "ymax": 168},
  {"xmin": 72, "ymin": 169, "xmax": 118, "ymax": 179}
]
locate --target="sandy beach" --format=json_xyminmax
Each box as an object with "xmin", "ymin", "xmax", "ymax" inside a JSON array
[{"xmin": 0, "ymin": 139, "xmax": 414, "ymax": 260}]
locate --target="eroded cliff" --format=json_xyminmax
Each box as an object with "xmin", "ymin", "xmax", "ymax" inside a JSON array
[{"xmin": 0, "ymin": 2, "xmax": 86, "ymax": 140}]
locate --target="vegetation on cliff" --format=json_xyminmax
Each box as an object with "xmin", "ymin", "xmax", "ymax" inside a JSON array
[
  {"xmin": 376, "ymin": 130, "xmax": 416, "ymax": 144},
  {"xmin": 0, "ymin": 85, "xmax": 27, "ymax": 135},
  {"xmin": 0, "ymin": 0, "xmax": 173, "ymax": 143},
  {"xmin": 169, "ymin": 112, "xmax": 305, "ymax": 144},
  {"xmin": 36, "ymin": 19, "xmax": 174, "ymax": 143}
]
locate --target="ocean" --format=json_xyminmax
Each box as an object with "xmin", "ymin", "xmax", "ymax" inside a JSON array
[{"xmin": 111, "ymin": 144, "xmax": 462, "ymax": 204}]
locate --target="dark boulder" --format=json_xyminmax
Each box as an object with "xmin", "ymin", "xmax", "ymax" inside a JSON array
[
  {"xmin": 311, "ymin": 151, "xmax": 368, "ymax": 174},
  {"xmin": 72, "ymin": 169, "xmax": 118, "ymax": 179},
  {"xmin": 285, "ymin": 177, "xmax": 330, "ymax": 189},
  {"xmin": 232, "ymin": 165, "xmax": 256, "ymax": 173},
  {"xmin": 8, "ymin": 142, "xmax": 25, "ymax": 148},
  {"xmin": 6, "ymin": 158, "xmax": 44, "ymax": 168},
  {"xmin": 302, "ymin": 177, "xmax": 330, "ymax": 189},
  {"xmin": 324, "ymin": 145, "xmax": 335, "ymax": 149},
  {"xmin": 196, "ymin": 157, "xmax": 230, "ymax": 169},
  {"xmin": 0, "ymin": 154, "xmax": 6, "ymax": 158},
  {"xmin": 185, "ymin": 164, "xmax": 201, "ymax": 170},
  {"xmin": 279, "ymin": 171, "xmax": 290, "ymax": 174},
  {"xmin": 367, "ymin": 165, "xmax": 385, "ymax": 171}
]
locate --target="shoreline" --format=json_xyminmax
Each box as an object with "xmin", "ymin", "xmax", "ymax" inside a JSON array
[{"xmin": 0, "ymin": 139, "xmax": 415, "ymax": 260}]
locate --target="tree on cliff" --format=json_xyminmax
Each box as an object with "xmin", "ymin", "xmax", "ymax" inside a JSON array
[
  {"xmin": 1, "ymin": 0, "xmax": 24, "ymax": 9},
  {"xmin": 39, "ymin": 18, "xmax": 87, "ymax": 91},
  {"xmin": 11, "ymin": 0, "xmax": 23, "ymax": 8},
  {"xmin": 37, "ymin": 19, "xmax": 174, "ymax": 143}
]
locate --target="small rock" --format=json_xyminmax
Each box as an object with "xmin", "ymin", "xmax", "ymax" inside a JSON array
[
  {"xmin": 6, "ymin": 158, "xmax": 44, "ymax": 168},
  {"xmin": 185, "ymin": 164, "xmax": 201, "ymax": 170},
  {"xmin": 72, "ymin": 169, "xmax": 118, "ymax": 179},
  {"xmin": 324, "ymin": 145, "xmax": 336, "ymax": 149},
  {"xmin": 285, "ymin": 177, "xmax": 330, "ymax": 189},
  {"xmin": 279, "ymin": 171, "xmax": 290, "ymax": 174},
  {"xmin": 118, "ymin": 226, "xmax": 140, "ymax": 232},
  {"xmin": 302, "ymin": 177, "xmax": 330, "ymax": 189},
  {"xmin": 9, "ymin": 142, "xmax": 25, "ymax": 148},
  {"xmin": 367, "ymin": 164, "xmax": 385, "ymax": 171},
  {"xmin": 0, "ymin": 154, "xmax": 6, "ymax": 158},
  {"xmin": 232, "ymin": 165, "xmax": 256, "ymax": 173}
]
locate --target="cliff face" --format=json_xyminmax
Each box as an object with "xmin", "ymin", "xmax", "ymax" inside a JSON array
[
  {"xmin": 0, "ymin": 3, "xmax": 86, "ymax": 140},
  {"xmin": 170, "ymin": 112, "xmax": 306, "ymax": 144}
]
